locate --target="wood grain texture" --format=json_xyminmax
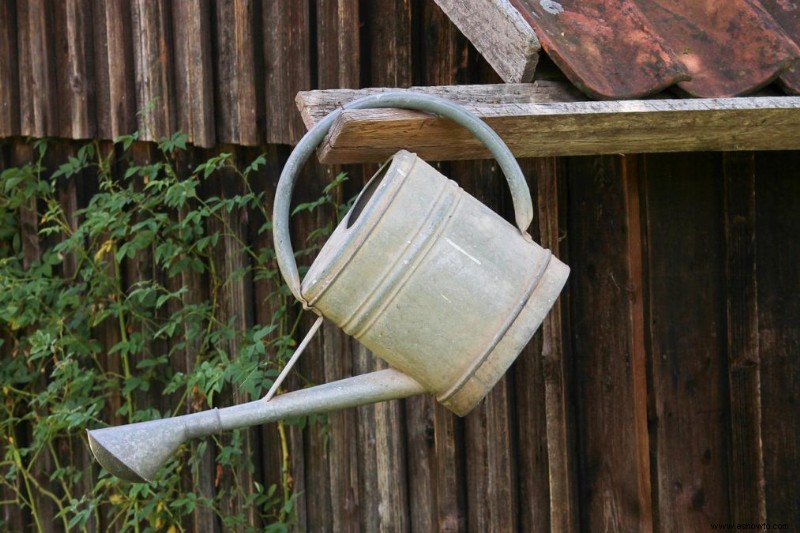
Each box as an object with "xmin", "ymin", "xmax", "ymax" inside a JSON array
[
  {"xmin": 130, "ymin": 0, "xmax": 175, "ymax": 140},
  {"xmin": 364, "ymin": 0, "xmax": 413, "ymax": 88},
  {"xmin": 722, "ymin": 152, "xmax": 766, "ymax": 525},
  {"xmin": 171, "ymin": 147, "xmax": 218, "ymax": 533},
  {"xmin": 419, "ymin": 0, "xmax": 472, "ymax": 88},
  {"xmin": 568, "ymin": 155, "xmax": 652, "ymax": 532},
  {"xmin": 290, "ymin": 172, "xmax": 337, "ymax": 530},
  {"xmin": 322, "ymin": 324, "xmax": 361, "ymax": 532},
  {"xmin": 464, "ymin": 387, "xmax": 517, "ymax": 533},
  {"xmin": 433, "ymin": 0, "xmax": 539, "ymax": 83},
  {"xmin": 92, "ymin": 0, "xmax": 136, "ymax": 140},
  {"xmin": 244, "ymin": 144, "xmax": 294, "ymax": 533},
  {"xmin": 354, "ymin": 345, "xmax": 410, "ymax": 532},
  {"xmin": 300, "ymin": 93, "xmax": 800, "ymax": 163},
  {"xmin": 17, "ymin": 0, "xmax": 58, "ymax": 137},
  {"xmin": 172, "ymin": 0, "xmax": 215, "ymax": 147},
  {"xmin": 53, "ymin": 0, "xmax": 95, "ymax": 139},
  {"xmin": 515, "ymin": 212, "xmax": 554, "ymax": 533},
  {"xmin": 644, "ymin": 153, "xmax": 730, "ymax": 530},
  {"xmin": 264, "ymin": 1, "xmax": 311, "ymax": 145},
  {"xmin": 316, "ymin": 0, "xmax": 360, "ymax": 90},
  {"xmin": 0, "ymin": 0, "xmax": 19, "ymax": 137},
  {"xmin": 534, "ymin": 157, "xmax": 578, "ymax": 533},
  {"xmin": 296, "ymin": 81, "xmax": 584, "ymax": 129},
  {"xmin": 297, "ymin": 315, "xmax": 334, "ymax": 531},
  {"xmin": 755, "ymin": 151, "xmax": 800, "ymax": 528},
  {"xmin": 215, "ymin": 0, "xmax": 260, "ymax": 146},
  {"xmin": 405, "ymin": 395, "xmax": 438, "ymax": 532}
]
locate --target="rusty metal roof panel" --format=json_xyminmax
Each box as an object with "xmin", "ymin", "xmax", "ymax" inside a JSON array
[{"xmin": 508, "ymin": 0, "xmax": 800, "ymax": 99}]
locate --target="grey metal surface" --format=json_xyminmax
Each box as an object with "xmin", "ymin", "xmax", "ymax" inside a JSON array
[
  {"xmin": 300, "ymin": 150, "xmax": 569, "ymax": 415},
  {"xmin": 87, "ymin": 369, "xmax": 423, "ymax": 483}
]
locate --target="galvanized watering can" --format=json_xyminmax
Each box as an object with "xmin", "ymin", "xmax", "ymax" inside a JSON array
[{"xmin": 87, "ymin": 92, "xmax": 569, "ymax": 483}]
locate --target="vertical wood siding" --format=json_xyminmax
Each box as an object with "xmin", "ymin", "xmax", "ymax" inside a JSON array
[{"xmin": 1, "ymin": 1, "xmax": 798, "ymax": 531}]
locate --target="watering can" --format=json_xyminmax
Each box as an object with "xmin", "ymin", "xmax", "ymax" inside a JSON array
[{"xmin": 87, "ymin": 92, "xmax": 570, "ymax": 483}]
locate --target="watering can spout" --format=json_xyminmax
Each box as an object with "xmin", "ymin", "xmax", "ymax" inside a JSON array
[{"xmin": 87, "ymin": 369, "xmax": 424, "ymax": 482}]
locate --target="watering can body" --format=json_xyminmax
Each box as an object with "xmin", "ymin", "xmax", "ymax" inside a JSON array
[
  {"xmin": 87, "ymin": 92, "xmax": 569, "ymax": 483},
  {"xmin": 302, "ymin": 150, "xmax": 568, "ymax": 415}
]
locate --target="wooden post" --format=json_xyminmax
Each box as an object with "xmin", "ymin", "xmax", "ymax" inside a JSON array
[
  {"xmin": 722, "ymin": 152, "xmax": 766, "ymax": 524},
  {"xmin": 316, "ymin": 0, "xmax": 360, "ymax": 90},
  {"xmin": 264, "ymin": 1, "xmax": 311, "ymax": 145},
  {"xmin": 0, "ymin": 0, "xmax": 20, "ymax": 137},
  {"xmin": 130, "ymin": 0, "xmax": 175, "ymax": 140},
  {"xmin": 432, "ymin": 0, "xmax": 540, "ymax": 83},
  {"xmin": 53, "ymin": 0, "xmax": 96, "ymax": 139},
  {"xmin": 754, "ymin": 152, "xmax": 800, "ymax": 527},
  {"xmin": 17, "ymin": 0, "xmax": 58, "ymax": 137},
  {"xmin": 644, "ymin": 153, "xmax": 730, "ymax": 530},
  {"xmin": 92, "ymin": 0, "xmax": 136, "ymax": 140},
  {"xmin": 535, "ymin": 157, "xmax": 579, "ymax": 532},
  {"xmin": 568, "ymin": 155, "xmax": 653, "ymax": 532},
  {"xmin": 172, "ymin": 0, "xmax": 215, "ymax": 147},
  {"xmin": 406, "ymin": 4, "xmax": 471, "ymax": 531},
  {"xmin": 215, "ymin": 0, "xmax": 261, "ymax": 145}
]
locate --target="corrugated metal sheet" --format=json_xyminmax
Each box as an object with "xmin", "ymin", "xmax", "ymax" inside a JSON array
[{"xmin": 509, "ymin": 0, "xmax": 800, "ymax": 99}]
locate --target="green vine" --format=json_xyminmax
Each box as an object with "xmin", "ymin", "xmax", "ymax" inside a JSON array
[{"xmin": 0, "ymin": 133, "xmax": 346, "ymax": 532}]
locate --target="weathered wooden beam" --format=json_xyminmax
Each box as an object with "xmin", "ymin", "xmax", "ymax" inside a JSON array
[
  {"xmin": 297, "ymin": 81, "xmax": 584, "ymax": 128},
  {"xmin": 295, "ymin": 85, "xmax": 800, "ymax": 162},
  {"xmin": 433, "ymin": 0, "xmax": 539, "ymax": 83}
]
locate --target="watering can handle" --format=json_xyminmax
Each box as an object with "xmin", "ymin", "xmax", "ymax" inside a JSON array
[{"xmin": 273, "ymin": 91, "xmax": 534, "ymax": 304}]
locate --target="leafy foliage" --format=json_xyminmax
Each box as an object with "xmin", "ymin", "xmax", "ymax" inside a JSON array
[{"xmin": 0, "ymin": 134, "xmax": 344, "ymax": 531}]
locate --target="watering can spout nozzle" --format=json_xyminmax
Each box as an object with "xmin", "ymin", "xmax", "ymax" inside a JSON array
[
  {"xmin": 86, "ymin": 411, "xmax": 213, "ymax": 483},
  {"xmin": 87, "ymin": 429, "xmax": 150, "ymax": 483}
]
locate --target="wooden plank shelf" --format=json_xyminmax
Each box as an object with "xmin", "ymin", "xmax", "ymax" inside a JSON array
[{"xmin": 295, "ymin": 83, "xmax": 800, "ymax": 163}]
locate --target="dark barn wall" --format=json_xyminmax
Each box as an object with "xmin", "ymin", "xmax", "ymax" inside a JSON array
[{"xmin": 1, "ymin": 1, "xmax": 798, "ymax": 531}]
